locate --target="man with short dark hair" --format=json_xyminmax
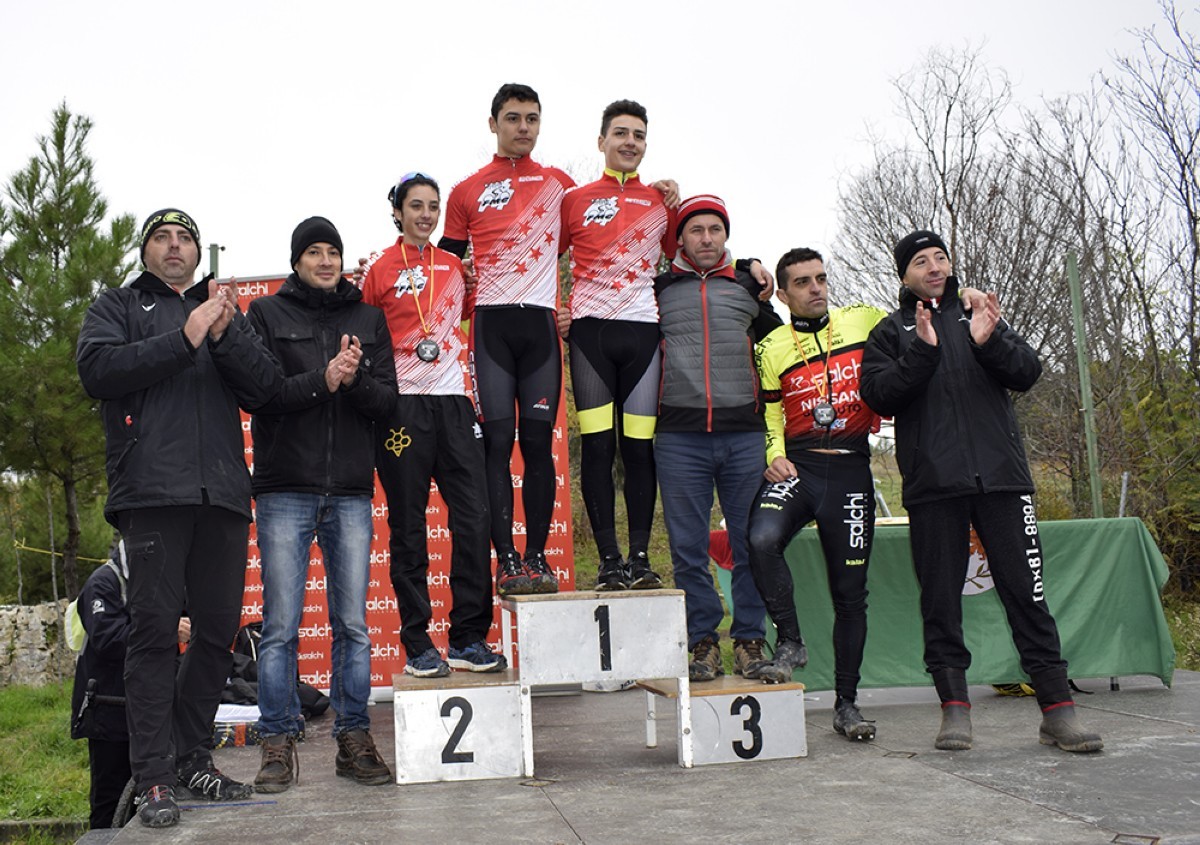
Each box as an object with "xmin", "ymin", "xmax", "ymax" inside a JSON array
[
  {"xmin": 748, "ymin": 248, "xmax": 887, "ymax": 740},
  {"xmin": 77, "ymin": 209, "xmax": 281, "ymax": 827},
  {"xmin": 247, "ymin": 216, "xmax": 397, "ymax": 792},
  {"xmin": 440, "ymin": 83, "xmax": 574, "ymax": 596},
  {"xmin": 560, "ymin": 99, "xmax": 672, "ymax": 590},
  {"xmin": 861, "ymin": 229, "xmax": 1102, "ymax": 753},
  {"xmin": 653, "ymin": 195, "xmax": 781, "ymax": 682}
]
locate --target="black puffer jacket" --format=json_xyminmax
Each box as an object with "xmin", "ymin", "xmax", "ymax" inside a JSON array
[
  {"xmin": 77, "ymin": 272, "xmax": 283, "ymax": 524},
  {"xmin": 246, "ymin": 275, "xmax": 396, "ymax": 496},
  {"xmin": 860, "ymin": 277, "xmax": 1041, "ymax": 507}
]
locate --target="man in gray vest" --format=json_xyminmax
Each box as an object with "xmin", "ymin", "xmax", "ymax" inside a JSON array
[{"xmin": 652, "ymin": 195, "xmax": 781, "ymax": 682}]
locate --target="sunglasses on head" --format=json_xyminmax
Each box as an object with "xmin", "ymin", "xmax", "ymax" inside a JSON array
[{"xmin": 388, "ymin": 172, "xmax": 436, "ymax": 206}]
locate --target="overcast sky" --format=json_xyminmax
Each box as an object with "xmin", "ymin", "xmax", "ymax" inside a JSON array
[{"xmin": 0, "ymin": 0, "xmax": 1172, "ymax": 283}]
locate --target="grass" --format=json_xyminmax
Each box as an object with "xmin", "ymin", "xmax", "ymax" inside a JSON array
[
  {"xmin": 1164, "ymin": 595, "xmax": 1200, "ymax": 671},
  {"xmin": 0, "ymin": 683, "xmax": 89, "ymax": 825}
]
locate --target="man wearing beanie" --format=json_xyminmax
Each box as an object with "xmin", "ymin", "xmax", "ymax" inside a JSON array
[
  {"xmin": 653, "ymin": 195, "xmax": 782, "ymax": 682},
  {"xmin": 246, "ymin": 217, "xmax": 397, "ymax": 791},
  {"xmin": 861, "ymin": 229, "xmax": 1103, "ymax": 753},
  {"xmin": 78, "ymin": 208, "xmax": 282, "ymax": 827}
]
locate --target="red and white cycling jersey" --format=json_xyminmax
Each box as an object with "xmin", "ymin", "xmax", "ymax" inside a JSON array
[
  {"xmin": 361, "ymin": 239, "xmax": 471, "ymax": 397},
  {"xmin": 561, "ymin": 170, "xmax": 674, "ymax": 323},
  {"xmin": 442, "ymin": 155, "xmax": 575, "ymax": 310}
]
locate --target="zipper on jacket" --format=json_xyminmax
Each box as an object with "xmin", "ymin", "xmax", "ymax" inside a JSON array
[
  {"xmin": 700, "ymin": 279, "xmax": 713, "ymax": 431},
  {"xmin": 322, "ymin": 316, "xmax": 336, "ymax": 493},
  {"xmin": 184, "ymin": 291, "xmax": 208, "ymax": 496}
]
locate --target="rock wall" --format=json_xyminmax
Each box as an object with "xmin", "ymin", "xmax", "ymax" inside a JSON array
[{"xmin": 0, "ymin": 600, "xmax": 75, "ymax": 688}]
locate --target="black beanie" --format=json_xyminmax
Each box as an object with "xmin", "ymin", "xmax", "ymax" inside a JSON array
[
  {"xmin": 290, "ymin": 216, "xmax": 344, "ymax": 269},
  {"xmin": 894, "ymin": 230, "xmax": 948, "ymax": 279},
  {"xmin": 140, "ymin": 208, "xmax": 201, "ymax": 265}
]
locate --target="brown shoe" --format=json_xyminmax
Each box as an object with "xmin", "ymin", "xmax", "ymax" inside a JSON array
[
  {"xmin": 733, "ymin": 638, "xmax": 768, "ymax": 679},
  {"xmin": 335, "ymin": 729, "xmax": 392, "ymax": 786},
  {"xmin": 255, "ymin": 733, "xmax": 298, "ymax": 793},
  {"xmin": 689, "ymin": 636, "xmax": 724, "ymax": 682}
]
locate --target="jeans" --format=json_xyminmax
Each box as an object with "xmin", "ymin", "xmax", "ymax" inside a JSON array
[
  {"xmin": 255, "ymin": 492, "xmax": 373, "ymax": 737},
  {"xmin": 656, "ymin": 430, "xmax": 767, "ymax": 646}
]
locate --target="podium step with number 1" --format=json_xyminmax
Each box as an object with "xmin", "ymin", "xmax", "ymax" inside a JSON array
[{"xmin": 501, "ymin": 589, "xmax": 695, "ymax": 768}]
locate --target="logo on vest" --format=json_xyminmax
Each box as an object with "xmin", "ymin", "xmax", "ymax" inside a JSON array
[
  {"xmin": 477, "ymin": 179, "xmax": 514, "ymax": 212},
  {"xmin": 583, "ymin": 196, "xmax": 620, "ymax": 227},
  {"xmin": 394, "ymin": 265, "xmax": 428, "ymax": 297}
]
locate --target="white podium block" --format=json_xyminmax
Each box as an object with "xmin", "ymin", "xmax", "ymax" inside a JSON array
[
  {"xmin": 500, "ymin": 590, "xmax": 689, "ymax": 685},
  {"xmin": 639, "ymin": 676, "xmax": 807, "ymax": 766},
  {"xmin": 392, "ymin": 670, "xmax": 530, "ymax": 783}
]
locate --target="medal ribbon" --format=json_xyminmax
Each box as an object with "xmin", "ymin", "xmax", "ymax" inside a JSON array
[
  {"xmin": 789, "ymin": 318, "xmax": 834, "ymax": 407},
  {"xmin": 400, "ymin": 243, "xmax": 436, "ymax": 339}
]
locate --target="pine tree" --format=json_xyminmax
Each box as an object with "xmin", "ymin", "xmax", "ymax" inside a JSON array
[{"xmin": 0, "ymin": 103, "xmax": 137, "ymax": 598}]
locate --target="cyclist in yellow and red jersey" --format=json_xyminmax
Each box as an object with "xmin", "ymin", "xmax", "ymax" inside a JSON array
[
  {"xmin": 559, "ymin": 100, "xmax": 676, "ymax": 591},
  {"xmin": 748, "ymin": 248, "xmax": 884, "ymax": 740},
  {"xmin": 362, "ymin": 173, "xmax": 505, "ymax": 679},
  {"xmin": 439, "ymin": 83, "xmax": 574, "ymax": 596}
]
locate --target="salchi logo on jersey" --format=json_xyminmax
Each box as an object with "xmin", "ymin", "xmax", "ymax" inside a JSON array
[
  {"xmin": 477, "ymin": 179, "xmax": 514, "ymax": 212},
  {"xmin": 582, "ymin": 196, "xmax": 620, "ymax": 227},
  {"xmin": 393, "ymin": 265, "xmax": 429, "ymax": 298}
]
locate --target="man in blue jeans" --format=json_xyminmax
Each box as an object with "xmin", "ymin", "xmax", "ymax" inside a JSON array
[
  {"xmin": 247, "ymin": 217, "xmax": 398, "ymax": 790},
  {"xmin": 653, "ymin": 196, "xmax": 782, "ymax": 681}
]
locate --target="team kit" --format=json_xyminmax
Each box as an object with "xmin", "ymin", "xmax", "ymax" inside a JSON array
[{"xmin": 76, "ymin": 82, "xmax": 1102, "ymax": 828}]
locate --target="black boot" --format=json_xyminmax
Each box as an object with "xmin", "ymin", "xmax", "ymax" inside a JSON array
[
  {"xmin": 1030, "ymin": 669, "xmax": 1103, "ymax": 753},
  {"xmin": 931, "ymin": 668, "xmax": 972, "ymax": 751}
]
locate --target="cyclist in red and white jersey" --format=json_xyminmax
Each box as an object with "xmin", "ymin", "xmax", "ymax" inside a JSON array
[
  {"xmin": 362, "ymin": 173, "xmax": 505, "ymax": 677},
  {"xmin": 559, "ymin": 100, "xmax": 674, "ymax": 591},
  {"xmin": 439, "ymin": 83, "xmax": 573, "ymax": 596}
]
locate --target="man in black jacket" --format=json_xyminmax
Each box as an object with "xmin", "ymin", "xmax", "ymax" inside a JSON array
[
  {"xmin": 77, "ymin": 209, "xmax": 282, "ymax": 827},
  {"xmin": 246, "ymin": 217, "xmax": 397, "ymax": 792},
  {"xmin": 860, "ymin": 229, "xmax": 1102, "ymax": 754},
  {"xmin": 653, "ymin": 195, "xmax": 782, "ymax": 682}
]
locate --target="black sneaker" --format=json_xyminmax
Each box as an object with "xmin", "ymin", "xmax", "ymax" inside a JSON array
[
  {"xmin": 524, "ymin": 551, "xmax": 559, "ymax": 593},
  {"xmin": 833, "ymin": 697, "xmax": 877, "ymax": 741},
  {"xmin": 136, "ymin": 784, "xmax": 179, "ymax": 828},
  {"xmin": 335, "ymin": 728, "xmax": 393, "ymax": 785},
  {"xmin": 596, "ymin": 554, "xmax": 629, "ymax": 590},
  {"xmin": 626, "ymin": 551, "xmax": 662, "ymax": 589},
  {"xmin": 177, "ymin": 756, "xmax": 254, "ymax": 801},
  {"xmin": 495, "ymin": 549, "xmax": 532, "ymax": 596},
  {"xmin": 759, "ymin": 637, "xmax": 808, "ymax": 684}
]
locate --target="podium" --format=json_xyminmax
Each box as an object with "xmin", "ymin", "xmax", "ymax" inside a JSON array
[
  {"xmin": 638, "ymin": 676, "xmax": 807, "ymax": 766},
  {"xmin": 500, "ymin": 589, "xmax": 693, "ymax": 770},
  {"xmin": 396, "ymin": 589, "xmax": 809, "ymax": 779},
  {"xmin": 391, "ymin": 670, "xmax": 528, "ymax": 784}
]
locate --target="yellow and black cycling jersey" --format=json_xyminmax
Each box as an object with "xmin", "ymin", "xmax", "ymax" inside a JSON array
[{"xmin": 755, "ymin": 303, "xmax": 887, "ymax": 461}]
